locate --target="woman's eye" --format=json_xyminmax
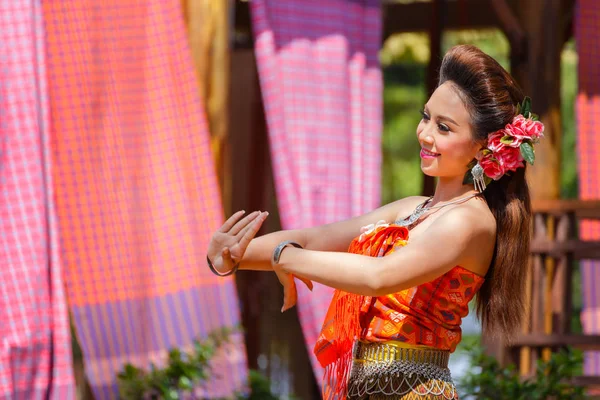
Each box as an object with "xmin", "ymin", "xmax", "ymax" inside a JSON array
[
  {"xmin": 438, "ymin": 124, "xmax": 450, "ymax": 132},
  {"xmin": 420, "ymin": 110, "xmax": 430, "ymax": 120}
]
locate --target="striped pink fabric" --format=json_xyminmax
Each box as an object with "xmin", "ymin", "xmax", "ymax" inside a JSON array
[
  {"xmin": 575, "ymin": 0, "xmax": 600, "ymax": 376},
  {"xmin": 250, "ymin": 0, "xmax": 382, "ymax": 380},
  {"xmin": 43, "ymin": 1, "xmax": 246, "ymax": 398},
  {"xmin": 0, "ymin": 2, "xmax": 76, "ymax": 399}
]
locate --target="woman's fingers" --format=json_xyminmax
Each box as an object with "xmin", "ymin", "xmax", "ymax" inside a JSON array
[
  {"xmin": 296, "ymin": 276, "xmax": 314, "ymax": 291},
  {"xmin": 275, "ymin": 269, "xmax": 297, "ymax": 312},
  {"xmin": 236, "ymin": 212, "xmax": 261, "ymax": 239},
  {"xmin": 220, "ymin": 247, "xmax": 236, "ymax": 270},
  {"xmin": 219, "ymin": 210, "xmax": 246, "ymax": 233},
  {"xmin": 229, "ymin": 211, "xmax": 261, "ymax": 236},
  {"xmin": 238, "ymin": 212, "xmax": 268, "ymax": 249},
  {"xmin": 281, "ymin": 273, "xmax": 297, "ymax": 312}
]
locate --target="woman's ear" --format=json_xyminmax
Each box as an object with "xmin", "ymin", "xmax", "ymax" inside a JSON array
[{"xmin": 469, "ymin": 139, "xmax": 485, "ymax": 161}]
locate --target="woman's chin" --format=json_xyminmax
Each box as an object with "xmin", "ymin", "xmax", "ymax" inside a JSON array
[{"xmin": 420, "ymin": 164, "xmax": 440, "ymax": 177}]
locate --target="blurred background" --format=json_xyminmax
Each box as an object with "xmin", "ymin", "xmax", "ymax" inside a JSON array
[{"xmin": 1, "ymin": 0, "xmax": 599, "ymax": 399}]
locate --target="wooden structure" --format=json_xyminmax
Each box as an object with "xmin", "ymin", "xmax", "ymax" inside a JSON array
[{"xmin": 510, "ymin": 200, "xmax": 600, "ymax": 392}]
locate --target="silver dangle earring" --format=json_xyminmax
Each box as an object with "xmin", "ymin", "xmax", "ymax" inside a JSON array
[{"xmin": 471, "ymin": 163, "xmax": 487, "ymax": 193}]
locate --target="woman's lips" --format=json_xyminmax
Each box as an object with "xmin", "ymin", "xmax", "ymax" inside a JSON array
[{"xmin": 420, "ymin": 148, "xmax": 440, "ymax": 159}]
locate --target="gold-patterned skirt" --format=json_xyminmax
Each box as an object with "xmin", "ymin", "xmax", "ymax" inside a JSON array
[{"xmin": 347, "ymin": 341, "xmax": 458, "ymax": 400}]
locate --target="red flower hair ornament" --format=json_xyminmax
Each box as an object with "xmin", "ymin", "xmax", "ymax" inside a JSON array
[{"xmin": 464, "ymin": 97, "xmax": 544, "ymax": 192}]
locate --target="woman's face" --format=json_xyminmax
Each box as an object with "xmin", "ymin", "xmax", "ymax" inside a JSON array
[{"xmin": 416, "ymin": 81, "xmax": 482, "ymax": 179}]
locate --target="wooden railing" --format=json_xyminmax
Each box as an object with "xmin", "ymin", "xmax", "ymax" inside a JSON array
[{"xmin": 506, "ymin": 200, "xmax": 600, "ymax": 391}]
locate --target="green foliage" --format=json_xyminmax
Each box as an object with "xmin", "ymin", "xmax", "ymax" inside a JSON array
[
  {"xmin": 117, "ymin": 327, "xmax": 234, "ymax": 399},
  {"xmin": 382, "ymin": 66, "xmax": 427, "ymax": 203},
  {"xmin": 560, "ymin": 39, "xmax": 579, "ymax": 200},
  {"xmin": 459, "ymin": 344, "xmax": 586, "ymax": 400},
  {"xmin": 520, "ymin": 142, "xmax": 535, "ymax": 165},
  {"xmin": 117, "ymin": 327, "xmax": 282, "ymax": 400},
  {"xmin": 442, "ymin": 30, "xmax": 511, "ymax": 69},
  {"xmin": 240, "ymin": 370, "xmax": 279, "ymax": 400},
  {"xmin": 380, "ymin": 33, "xmax": 430, "ymax": 65},
  {"xmin": 519, "ymin": 97, "xmax": 532, "ymax": 119}
]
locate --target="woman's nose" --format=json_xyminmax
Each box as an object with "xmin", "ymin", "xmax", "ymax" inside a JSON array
[
  {"xmin": 422, "ymin": 134, "xmax": 434, "ymax": 145},
  {"xmin": 419, "ymin": 129, "xmax": 434, "ymax": 145}
]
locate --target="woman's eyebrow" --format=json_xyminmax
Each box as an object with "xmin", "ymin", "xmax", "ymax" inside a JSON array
[
  {"xmin": 437, "ymin": 115, "xmax": 459, "ymax": 126},
  {"xmin": 423, "ymin": 105, "xmax": 459, "ymax": 126}
]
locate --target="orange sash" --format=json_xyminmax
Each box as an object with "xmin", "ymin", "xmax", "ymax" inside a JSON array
[{"xmin": 313, "ymin": 223, "xmax": 409, "ymax": 399}]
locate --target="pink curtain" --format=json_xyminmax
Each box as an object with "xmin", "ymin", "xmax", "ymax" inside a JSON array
[
  {"xmin": 43, "ymin": 1, "xmax": 247, "ymax": 398},
  {"xmin": 0, "ymin": 1, "xmax": 75, "ymax": 398},
  {"xmin": 575, "ymin": 0, "xmax": 600, "ymax": 376},
  {"xmin": 251, "ymin": 0, "xmax": 382, "ymax": 379}
]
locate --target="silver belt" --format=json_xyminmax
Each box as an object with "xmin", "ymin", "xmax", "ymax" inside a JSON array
[{"xmin": 348, "ymin": 341, "xmax": 457, "ymax": 399}]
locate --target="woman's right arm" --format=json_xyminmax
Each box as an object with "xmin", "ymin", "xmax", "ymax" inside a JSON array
[
  {"xmin": 232, "ymin": 196, "xmax": 426, "ymax": 272},
  {"xmin": 206, "ymin": 196, "xmax": 425, "ymax": 311}
]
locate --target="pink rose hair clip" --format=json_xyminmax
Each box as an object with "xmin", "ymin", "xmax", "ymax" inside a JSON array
[{"xmin": 465, "ymin": 97, "xmax": 544, "ymax": 192}]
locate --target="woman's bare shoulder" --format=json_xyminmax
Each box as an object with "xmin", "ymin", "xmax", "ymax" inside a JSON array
[
  {"xmin": 302, "ymin": 196, "xmax": 429, "ymax": 252},
  {"xmin": 435, "ymin": 196, "xmax": 496, "ymax": 236},
  {"xmin": 424, "ymin": 197, "xmax": 496, "ymax": 274}
]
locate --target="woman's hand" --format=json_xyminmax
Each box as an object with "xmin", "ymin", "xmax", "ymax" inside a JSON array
[
  {"xmin": 207, "ymin": 210, "xmax": 269, "ymax": 274},
  {"xmin": 208, "ymin": 209, "xmax": 313, "ymax": 309},
  {"xmin": 274, "ymin": 256, "xmax": 313, "ymax": 313}
]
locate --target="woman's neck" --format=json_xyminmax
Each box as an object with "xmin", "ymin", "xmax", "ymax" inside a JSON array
[{"xmin": 430, "ymin": 176, "xmax": 478, "ymax": 205}]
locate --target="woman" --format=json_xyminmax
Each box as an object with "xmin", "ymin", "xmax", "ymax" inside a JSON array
[{"xmin": 206, "ymin": 45, "xmax": 543, "ymax": 399}]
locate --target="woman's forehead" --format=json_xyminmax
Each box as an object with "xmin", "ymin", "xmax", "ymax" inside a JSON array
[{"xmin": 426, "ymin": 82, "xmax": 470, "ymax": 121}]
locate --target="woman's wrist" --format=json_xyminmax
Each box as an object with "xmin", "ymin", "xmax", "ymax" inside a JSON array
[
  {"xmin": 206, "ymin": 255, "xmax": 239, "ymax": 276},
  {"xmin": 271, "ymin": 240, "xmax": 303, "ymax": 268},
  {"xmin": 278, "ymin": 246, "xmax": 302, "ymax": 270}
]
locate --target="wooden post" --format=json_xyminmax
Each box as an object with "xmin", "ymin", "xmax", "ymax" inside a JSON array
[
  {"xmin": 511, "ymin": 0, "xmax": 565, "ymax": 201},
  {"xmin": 542, "ymin": 215, "xmax": 556, "ymax": 361},
  {"xmin": 229, "ymin": 50, "xmax": 268, "ymax": 370},
  {"xmin": 422, "ymin": 0, "xmax": 444, "ymax": 196},
  {"xmin": 509, "ymin": 0, "xmax": 567, "ymax": 374},
  {"xmin": 228, "ymin": 47, "xmax": 320, "ymax": 400}
]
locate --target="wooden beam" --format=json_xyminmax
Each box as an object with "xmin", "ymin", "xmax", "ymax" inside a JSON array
[
  {"xmin": 383, "ymin": 0, "xmax": 516, "ymax": 39},
  {"xmin": 532, "ymin": 199, "xmax": 600, "ymax": 218},
  {"xmin": 490, "ymin": 0, "xmax": 526, "ymax": 62},
  {"xmin": 235, "ymin": 0, "xmax": 520, "ymax": 48},
  {"xmin": 529, "ymin": 239, "xmax": 600, "ymax": 259},
  {"xmin": 510, "ymin": 334, "xmax": 600, "ymax": 351},
  {"xmin": 570, "ymin": 376, "xmax": 600, "ymax": 388}
]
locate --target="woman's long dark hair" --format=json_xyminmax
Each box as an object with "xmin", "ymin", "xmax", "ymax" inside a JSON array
[{"xmin": 438, "ymin": 45, "xmax": 531, "ymax": 339}]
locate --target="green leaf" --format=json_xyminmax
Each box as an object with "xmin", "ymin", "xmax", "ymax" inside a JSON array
[
  {"xmin": 530, "ymin": 112, "xmax": 539, "ymax": 121},
  {"xmin": 520, "ymin": 142, "xmax": 535, "ymax": 165},
  {"xmin": 521, "ymin": 96, "xmax": 532, "ymax": 117},
  {"xmin": 500, "ymin": 135, "xmax": 515, "ymax": 145},
  {"xmin": 178, "ymin": 376, "xmax": 193, "ymax": 391},
  {"xmin": 463, "ymin": 169, "xmax": 474, "ymax": 185},
  {"xmin": 516, "ymin": 103, "xmax": 521, "ymax": 116},
  {"xmin": 167, "ymin": 388, "xmax": 180, "ymax": 399}
]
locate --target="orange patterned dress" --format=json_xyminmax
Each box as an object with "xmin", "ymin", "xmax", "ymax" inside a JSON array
[{"xmin": 314, "ymin": 221, "xmax": 485, "ymax": 399}]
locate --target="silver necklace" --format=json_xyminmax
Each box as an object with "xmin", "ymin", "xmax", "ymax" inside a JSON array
[{"xmin": 394, "ymin": 193, "xmax": 480, "ymax": 227}]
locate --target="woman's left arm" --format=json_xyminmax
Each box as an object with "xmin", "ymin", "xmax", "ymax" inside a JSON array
[{"xmin": 276, "ymin": 207, "xmax": 494, "ymax": 296}]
